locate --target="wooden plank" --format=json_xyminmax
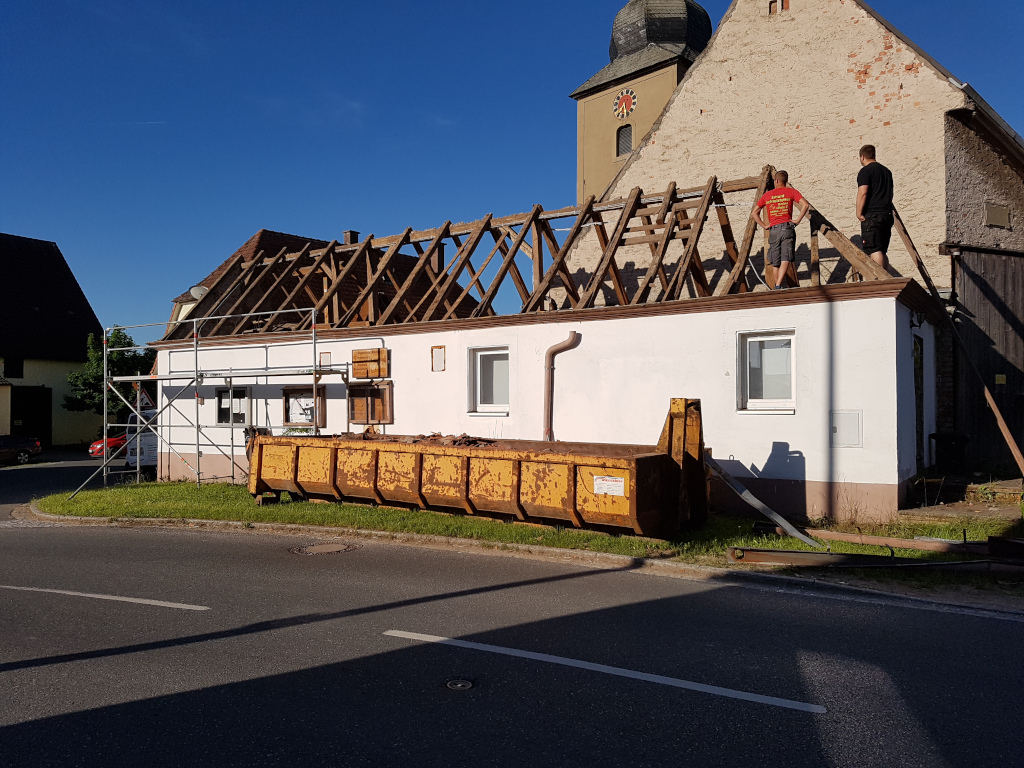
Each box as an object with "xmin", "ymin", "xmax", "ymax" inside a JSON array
[
  {"xmin": 257, "ymin": 241, "xmax": 346, "ymax": 333},
  {"xmin": 690, "ymin": 246, "xmax": 711, "ymax": 297},
  {"xmin": 577, "ymin": 187, "xmax": 643, "ymax": 309},
  {"xmin": 208, "ymin": 247, "xmax": 289, "ymax": 336},
  {"xmin": 714, "ymin": 190, "xmax": 747, "ymax": 294},
  {"xmin": 531, "ymin": 220, "xmax": 543, "ymax": 291},
  {"xmin": 715, "ymin": 165, "xmax": 774, "ymax": 297},
  {"xmin": 631, "ymin": 186, "xmax": 680, "ymax": 305},
  {"xmin": 664, "ymin": 177, "xmax": 717, "ymax": 301},
  {"xmin": 421, "ymin": 216, "xmax": 495, "ymax": 322},
  {"xmin": 441, "ymin": 230, "xmax": 509, "ymax": 321},
  {"xmin": 376, "ymin": 221, "xmax": 452, "ymax": 326},
  {"xmin": 470, "ymin": 207, "xmax": 541, "ymax": 318},
  {"xmin": 338, "ymin": 230, "xmax": 412, "ymax": 327},
  {"xmin": 229, "ymin": 243, "xmax": 315, "ymax": 335},
  {"xmin": 809, "ymin": 204, "xmax": 891, "ymax": 281},
  {"xmin": 810, "ymin": 227, "xmax": 821, "ymax": 287},
  {"xmin": 535, "ymin": 217, "xmax": 581, "ymax": 309},
  {"xmin": 893, "ymin": 207, "xmax": 1024, "ymax": 476}
]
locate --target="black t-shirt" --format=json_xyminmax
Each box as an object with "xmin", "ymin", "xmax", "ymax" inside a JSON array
[{"xmin": 857, "ymin": 162, "xmax": 894, "ymax": 214}]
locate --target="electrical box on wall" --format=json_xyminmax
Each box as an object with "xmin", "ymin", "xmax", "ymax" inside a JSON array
[
  {"xmin": 831, "ymin": 411, "xmax": 863, "ymax": 448},
  {"xmin": 352, "ymin": 348, "xmax": 390, "ymax": 379}
]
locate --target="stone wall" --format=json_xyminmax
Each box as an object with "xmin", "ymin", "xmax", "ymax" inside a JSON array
[
  {"xmin": 574, "ymin": 0, "xmax": 966, "ymax": 291},
  {"xmin": 945, "ymin": 114, "xmax": 1024, "ymax": 252}
]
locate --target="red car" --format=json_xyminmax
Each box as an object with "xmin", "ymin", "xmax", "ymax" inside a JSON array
[
  {"xmin": 0, "ymin": 436, "xmax": 43, "ymax": 465},
  {"xmin": 88, "ymin": 434, "xmax": 127, "ymax": 458}
]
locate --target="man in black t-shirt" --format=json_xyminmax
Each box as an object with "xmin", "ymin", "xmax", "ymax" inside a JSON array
[{"xmin": 856, "ymin": 144, "xmax": 894, "ymax": 269}]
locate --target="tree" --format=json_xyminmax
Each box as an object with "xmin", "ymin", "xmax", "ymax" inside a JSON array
[{"xmin": 65, "ymin": 328, "xmax": 157, "ymax": 418}]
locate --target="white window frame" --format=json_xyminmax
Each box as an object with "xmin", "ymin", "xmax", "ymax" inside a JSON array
[
  {"xmin": 469, "ymin": 346, "xmax": 510, "ymax": 415},
  {"xmin": 215, "ymin": 386, "xmax": 251, "ymax": 425},
  {"xmin": 737, "ymin": 330, "xmax": 796, "ymax": 412}
]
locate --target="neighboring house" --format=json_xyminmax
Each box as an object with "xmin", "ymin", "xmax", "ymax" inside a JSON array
[
  {"xmin": 0, "ymin": 233, "xmax": 103, "ymax": 446},
  {"xmin": 572, "ymin": 0, "xmax": 1024, "ymax": 468}
]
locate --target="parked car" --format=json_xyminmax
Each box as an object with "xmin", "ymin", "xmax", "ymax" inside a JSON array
[
  {"xmin": 0, "ymin": 436, "xmax": 43, "ymax": 465},
  {"xmin": 89, "ymin": 433, "xmax": 128, "ymax": 458}
]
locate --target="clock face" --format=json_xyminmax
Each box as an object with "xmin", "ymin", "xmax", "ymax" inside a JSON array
[{"xmin": 612, "ymin": 88, "xmax": 637, "ymax": 119}]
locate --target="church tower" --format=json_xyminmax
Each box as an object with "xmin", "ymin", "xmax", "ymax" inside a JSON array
[{"xmin": 570, "ymin": 0, "xmax": 712, "ymax": 202}]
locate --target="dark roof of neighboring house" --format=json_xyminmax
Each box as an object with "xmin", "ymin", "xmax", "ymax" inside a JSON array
[{"xmin": 0, "ymin": 233, "xmax": 102, "ymax": 362}]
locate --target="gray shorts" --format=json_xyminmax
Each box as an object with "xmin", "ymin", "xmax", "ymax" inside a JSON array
[{"xmin": 767, "ymin": 222, "xmax": 796, "ymax": 267}]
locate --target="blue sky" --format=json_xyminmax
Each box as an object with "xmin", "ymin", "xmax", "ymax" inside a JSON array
[{"xmin": 2, "ymin": 1, "xmax": 1022, "ymax": 342}]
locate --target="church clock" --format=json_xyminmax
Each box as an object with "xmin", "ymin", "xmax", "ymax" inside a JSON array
[{"xmin": 612, "ymin": 88, "xmax": 637, "ymax": 119}]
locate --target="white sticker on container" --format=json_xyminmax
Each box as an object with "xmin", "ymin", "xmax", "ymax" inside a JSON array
[{"xmin": 593, "ymin": 476, "xmax": 625, "ymax": 496}]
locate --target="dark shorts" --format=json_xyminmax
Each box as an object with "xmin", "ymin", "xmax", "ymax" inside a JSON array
[
  {"xmin": 767, "ymin": 222, "xmax": 796, "ymax": 268},
  {"xmin": 861, "ymin": 211, "xmax": 894, "ymax": 255}
]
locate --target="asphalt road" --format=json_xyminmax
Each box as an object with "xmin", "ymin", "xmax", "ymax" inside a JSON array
[
  {"xmin": 1, "ymin": 463, "xmax": 1022, "ymax": 767},
  {"xmin": 0, "ymin": 451, "xmax": 103, "ymax": 521}
]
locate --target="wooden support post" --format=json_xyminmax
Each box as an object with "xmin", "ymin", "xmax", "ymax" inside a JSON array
[
  {"xmin": 259, "ymin": 241, "xmax": 346, "ymax": 333},
  {"xmin": 377, "ymin": 221, "xmax": 453, "ymax": 326},
  {"xmin": 423, "ymin": 215, "xmax": 498, "ymax": 322},
  {"xmin": 714, "ymin": 189, "xmax": 747, "ymax": 293},
  {"xmin": 893, "ymin": 208, "xmax": 1024, "ymax": 476},
  {"xmin": 715, "ymin": 165, "xmax": 774, "ymax": 297},
  {"xmin": 470, "ymin": 207, "xmax": 541, "ymax": 318},
  {"xmin": 664, "ymin": 177, "xmax": 717, "ymax": 301},
  {"xmin": 338, "ymin": 230, "xmax": 412, "ymax": 327},
  {"xmin": 230, "ymin": 243, "xmax": 315, "ymax": 335},
  {"xmin": 578, "ymin": 187, "xmax": 642, "ymax": 309},
  {"xmin": 208, "ymin": 247, "xmax": 288, "ymax": 336},
  {"xmin": 523, "ymin": 199, "xmax": 594, "ymax": 313},
  {"xmin": 810, "ymin": 225, "xmax": 821, "ymax": 287}
]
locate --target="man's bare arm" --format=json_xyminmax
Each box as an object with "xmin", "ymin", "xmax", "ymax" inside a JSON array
[
  {"xmin": 856, "ymin": 185, "xmax": 869, "ymax": 221},
  {"xmin": 793, "ymin": 198, "xmax": 811, "ymax": 226},
  {"xmin": 751, "ymin": 204, "xmax": 769, "ymax": 230}
]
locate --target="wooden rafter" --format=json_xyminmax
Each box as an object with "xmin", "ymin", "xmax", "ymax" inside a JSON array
[
  {"xmin": 577, "ymin": 188, "xmax": 642, "ymax": 309},
  {"xmin": 164, "ymin": 169, "xmax": 904, "ymax": 340}
]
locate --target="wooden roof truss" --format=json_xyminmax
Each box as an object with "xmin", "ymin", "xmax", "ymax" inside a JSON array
[{"xmin": 164, "ymin": 166, "xmax": 894, "ymax": 341}]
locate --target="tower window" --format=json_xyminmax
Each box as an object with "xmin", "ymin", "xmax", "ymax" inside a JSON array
[
  {"xmin": 616, "ymin": 124, "xmax": 633, "ymax": 157},
  {"xmin": 769, "ymin": 0, "xmax": 790, "ymax": 13}
]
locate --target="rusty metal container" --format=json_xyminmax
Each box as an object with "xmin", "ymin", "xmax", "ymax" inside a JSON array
[{"xmin": 247, "ymin": 399, "xmax": 707, "ymax": 537}]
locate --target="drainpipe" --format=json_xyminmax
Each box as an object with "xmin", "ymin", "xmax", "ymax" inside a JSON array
[{"xmin": 543, "ymin": 331, "xmax": 581, "ymax": 441}]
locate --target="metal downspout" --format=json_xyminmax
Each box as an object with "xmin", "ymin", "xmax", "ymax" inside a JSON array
[{"xmin": 543, "ymin": 331, "xmax": 581, "ymax": 441}]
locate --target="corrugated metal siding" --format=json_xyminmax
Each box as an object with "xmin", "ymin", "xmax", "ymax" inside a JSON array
[{"xmin": 955, "ymin": 249, "xmax": 1024, "ymax": 469}]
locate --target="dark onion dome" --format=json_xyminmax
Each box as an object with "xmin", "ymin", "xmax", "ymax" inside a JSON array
[
  {"xmin": 571, "ymin": 0, "xmax": 712, "ymax": 100},
  {"xmin": 609, "ymin": 0, "xmax": 712, "ymax": 62}
]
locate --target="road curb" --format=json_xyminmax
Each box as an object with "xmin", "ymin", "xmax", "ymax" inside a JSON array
[{"xmin": 27, "ymin": 502, "xmax": 1024, "ymax": 620}]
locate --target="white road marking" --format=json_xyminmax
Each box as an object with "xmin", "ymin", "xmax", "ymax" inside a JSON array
[
  {"xmin": 0, "ymin": 585, "xmax": 209, "ymax": 611},
  {"xmin": 737, "ymin": 582, "xmax": 1024, "ymax": 624},
  {"xmin": 384, "ymin": 630, "xmax": 826, "ymax": 714}
]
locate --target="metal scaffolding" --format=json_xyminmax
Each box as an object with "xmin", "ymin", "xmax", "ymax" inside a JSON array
[{"xmin": 70, "ymin": 307, "xmax": 384, "ymax": 498}]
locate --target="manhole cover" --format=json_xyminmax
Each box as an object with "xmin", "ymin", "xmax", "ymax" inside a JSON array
[
  {"xmin": 289, "ymin": 541, "xmax": 362, "ymax": 555},
  {"xmin": 446, "ymin": 679, "xmax": 474, "ymax": 691}
]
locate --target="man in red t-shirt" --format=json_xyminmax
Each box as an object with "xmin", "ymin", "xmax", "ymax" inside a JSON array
[{"xmin": 751, "ymin": 170, "xmax": 810, "ymax": 290}]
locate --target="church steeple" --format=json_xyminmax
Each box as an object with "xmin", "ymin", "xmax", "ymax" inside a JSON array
[{"xmin": 571, "ymin": 0, "xmax": 712, "ymax": 201}]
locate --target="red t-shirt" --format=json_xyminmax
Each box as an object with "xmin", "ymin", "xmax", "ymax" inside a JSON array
[{"xmin": 757, "ymin": 187, "xmax": 804, "ymax": 226}]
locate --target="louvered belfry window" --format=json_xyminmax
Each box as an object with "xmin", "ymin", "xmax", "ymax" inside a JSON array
[{"xmin": 616, "ymin": 124, "xmax": 633, "ymax": 157}]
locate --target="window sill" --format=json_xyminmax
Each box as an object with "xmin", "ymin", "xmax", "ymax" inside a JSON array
[
  {"xmin": 468, "ymin": 410, "xmax": 509, "ymax": 418},
  {"xmin": 737, "ymin": 408, "xmax": 796, "ymax": 416}
]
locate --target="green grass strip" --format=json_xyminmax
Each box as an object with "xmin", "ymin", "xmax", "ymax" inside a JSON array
[{"xmin": 35, "ymin": 482, "xmax": 1024, "ymax": 592}]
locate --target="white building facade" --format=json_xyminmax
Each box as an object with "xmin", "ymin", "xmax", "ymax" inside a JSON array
[{"xmin": 154, "ymin": 280, "xmax": 937, "ymax": 523}]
